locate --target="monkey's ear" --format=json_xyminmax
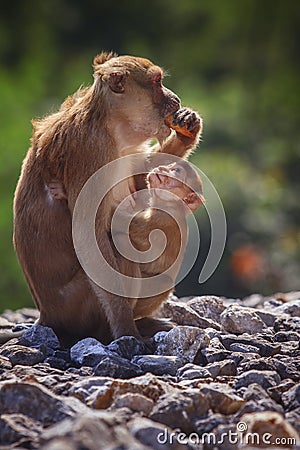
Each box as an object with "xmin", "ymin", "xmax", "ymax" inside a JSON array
[
  {"xmin": 184, "ymin": 192, "xmax": 205, "ymax": 212},
  {"xmin": 93, "ymin": 52, "xmax": 117, "ymax": 67},
  {"xmin": 108, "ymin": 71, "xmax": 128, "ymax": 94}
]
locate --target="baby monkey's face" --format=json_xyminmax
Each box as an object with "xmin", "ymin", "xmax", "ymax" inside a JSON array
[{"xmin": 147, "ymin": 162, "xmax": 205, "ymax": 212}]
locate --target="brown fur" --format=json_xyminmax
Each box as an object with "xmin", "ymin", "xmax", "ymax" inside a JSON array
[
  {"xmin": 13, "ymin": 52, "xmax": 202, "ymax": 344},
  {"xmin": 116, "ymin": 161, "xmax": 204, "ymax": 327}
]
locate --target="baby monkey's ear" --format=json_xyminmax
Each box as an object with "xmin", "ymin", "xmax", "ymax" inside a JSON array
[{"xmin": 184, "ymin": 192, "xmax": 205, "ymax": 212}]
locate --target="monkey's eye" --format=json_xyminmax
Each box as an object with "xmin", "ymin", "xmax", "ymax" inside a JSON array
[
  {"xmin": 172, "ymin": 167, "xmax": 181, "ymax": 173},
  {"xmin": 152, "ymin": 74, "xmax": 162, "ymax": 86}
]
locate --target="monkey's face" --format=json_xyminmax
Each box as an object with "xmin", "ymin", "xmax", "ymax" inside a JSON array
[
  {"xmin": 94, "ymin": 54, "xmax": 181, "ymax": 145},
  {"xmin": 148, "ymin": 163, "xmax": 188, "ymax": 195},
  {"xmin": 147, "ymin": 163, "xmax": 205, "ymax": 212}
]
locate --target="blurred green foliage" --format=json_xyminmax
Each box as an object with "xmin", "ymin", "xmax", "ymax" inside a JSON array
[{"xmin": 0, "ymin": 0, "xmax": 299, "ymax": 311}]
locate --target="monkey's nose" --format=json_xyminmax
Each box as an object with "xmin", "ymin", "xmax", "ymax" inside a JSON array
[{"xmin": 163, "ymin": 88, "xmax": 181, "ymax": 116}]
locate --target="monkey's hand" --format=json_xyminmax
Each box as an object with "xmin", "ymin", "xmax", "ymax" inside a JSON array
[
  {"xmin": 165, "ymin": 107, "xmax": 202, "ymax": 141},
  {"xmin": 48, "ymin": 180, "xmax": 67, "ymax": 200}
]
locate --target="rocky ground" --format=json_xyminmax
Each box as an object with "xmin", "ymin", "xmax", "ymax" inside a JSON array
[{"xmin": 0, "ymin": 293, "xmax": 300, "ymax": 449}]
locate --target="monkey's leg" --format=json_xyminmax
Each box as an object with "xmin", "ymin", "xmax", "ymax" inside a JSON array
[
  {"xmin": 91, "ymin": 281, "xmax": 141, "ymax": 340},
  {"xmin": 133, "ymin": 289, "xmax": 175, "ymax": 336},
  {"xmin": 133, "ymin": 291, "xmax": 172, "ymax": 319}
]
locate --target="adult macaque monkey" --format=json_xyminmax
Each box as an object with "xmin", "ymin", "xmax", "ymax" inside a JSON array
[
  {"xmin": 14, "ymin": 52, "xmax": 202, "ymax": 344},
  {"xmin": 48, "ymin": 161, "xmax": 205, "ymax": 336}
]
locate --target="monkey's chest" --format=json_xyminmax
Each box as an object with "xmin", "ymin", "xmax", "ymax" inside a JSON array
[{"xmin": 139, "ymin": 231, "xmax": 181, "ymax": 277}]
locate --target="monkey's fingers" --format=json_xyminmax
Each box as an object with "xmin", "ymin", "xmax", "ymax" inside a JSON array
[
  {"xmin": 165, "ymin": 114, "xmax": 194, "ymax": 139},
  {"xmin": 165, "ymin": 107, "xmax": 201, "ymax": 138},
  {"xmin": 175, "ymin": 109, "xmax": 201, "ymax": 133}
]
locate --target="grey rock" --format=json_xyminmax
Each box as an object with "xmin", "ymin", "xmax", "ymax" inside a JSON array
[
  {"xmin": 44, "ymin": 356, "xmax": 70, "ymax": 370},
  {"xmin": 112, "ymin": 393, "xmax": 154, "ymax": 414},
  {"xmin": 177, "ymin": 363, "xmax": 212, "ymax": 381},
  {"xmin": 203, "ymin": 348, "xmax": 231, "ymax": 363},
  {"xmin": 237, "ymin": 383, "xmax": 285, "ymax": 415},
  {"xmin": 209, "ymin": 336, "xmax": 226, "ymax": 350},
  {"xmin": 93, "ymin": 354, "xmax": 142, "ymax": 378},
  {"xmin": 107, "ymin": 336, "xmax": 147, "ymax": 360},
  {"xmin": 273, "ymin": 300, "xmax": 300, "ymax": 316},
  {"xmin": 202, "ymin": 423, "xmax": 239, "ymax": 450},
  {"xmin": 0, "ymin": 382, "xmax": 78, "ymax": 427},
  {"xmin": 132, "ymin": 355, "xmax": 181, "ymax": 376},
  {"xmin": 150, "ymin": 389, "xmax": 209, "ymax": 433},
  {"xmin": 0, "ymin": 344, "xmax": 44, "ymax": 366},
  {"xmin": 68, "ymin": 377, "xmax": 113, "ymax": 403},
  {"xmin": 229, "ymin": 342, "xmax": 259, "ymax": 353},
  {"xmin": 254, "ymin": 309, "xmax": 287, "ymax": 326},
  {"xmin": 263, "ymin": 298, "xmax": 285, "ymax": 309},
  {"xmin": 238, "ymin": 357, "xmax": 275, "ymax": 374},
  {"xmin": 274, "ymin": 316, "xmax": 300, "ymax": 333},
  {"xmin": 236, "ymin": 398, "xmax": 284, "ymax": 416},
  {"xmin": 268, "ymin": 379, "xmax": 296, "ymax": 403},
  {"xmin": 0, "ymin": 413, "xmax": 42, "ymax": 447},
  {"xmin": 70, "ymin": 338, "xmax": 108, "ymax": 366},
  {"xmin": 285, "ymin": 408, "xmax": 300, "ymax": 434},
  {"xmin": 271, "ymin": 355, "xmax": 300, "ymax": 381},
  {"xmin": 155, "ymin": 326, "xmax": 209, "ymax": 363},
  {"xmin": 20, "ymin": 324, "xmax": 60, "ymax": 350},
  {"xmin": 234, "ymin": 369, "xmax": 281, "ymax": 389},
  {"xmin": 204, "ymin": 327, "xmax": 221, "ymax": 339},
  {"xmin": 281, "ymin": 384, "xmax": 300, "ymax": 411},
  {"xmin": 187, "ymin": 295, "xmax": 226, "ymax": 322},
  {"xmin": 41, "ymin": 413, "xmax": 148, "ymax": 450},
  {"xmin": 221, "ymin": 305, "xmax": 266, "ymax": 334},
  {"xmin": 229, "ymin": 351, "xmax": 254, "ymax": 365},
  {"xmin": 194, "ymin": 413, "xmax": 228, "ymax": 434},
  {"xmin": 274, "ymin": 331, "xmax": 300, "ymax": 342},
  {"xmin": 159, "ymin": 299, "xmax": 220, "ymax": 330},
  {"xmin": 49, "ymin": 349, "xmax": 71, "ymax": 369},
  {"xmin": 205, "ymin": 360, "xmax": 237, "ymax": 378},
  {"xmin": 221, "ymin": 334, "xmax": 281, "ymax": 357},
  {"xmin": 129, "ymin": 417, "xmax": 188, "ymax": 450},
  {"xmin": 241, "ymin": 382, "xmax": 270, "ymax": 401},
  {"xmin": 198, "ymin": 383, "xmax": 245, "ymax": 414},
  {"xmin": 2, "ymin": 292, "xmax": 300, "ymax": 449},
  {"xmin": 0, "ymin": 354, "xmax": 12, "ymax": 372}
]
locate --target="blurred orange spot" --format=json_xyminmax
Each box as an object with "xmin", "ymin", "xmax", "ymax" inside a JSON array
[{"xmin": 230, "ymin": 244, "xmax": 267, "ymax": 282}]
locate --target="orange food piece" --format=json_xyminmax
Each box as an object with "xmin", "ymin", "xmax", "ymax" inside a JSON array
[{"xmin": 164, "ymin": 114, "xmax": 194, "ymax": 138}]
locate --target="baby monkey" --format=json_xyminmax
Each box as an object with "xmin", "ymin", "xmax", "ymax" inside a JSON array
[
  {"xmin": 124, "ymin": 161, "xmax": 205, "ymax": 325},
  {"xmin": 48, "ymin": 161, "xmax": 205, "ymax": 334}
]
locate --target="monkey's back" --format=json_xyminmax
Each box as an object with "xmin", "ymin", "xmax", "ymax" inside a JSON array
[{"xmin": 13, "ymin": 147, "xmax": 110, "ymax": 343}]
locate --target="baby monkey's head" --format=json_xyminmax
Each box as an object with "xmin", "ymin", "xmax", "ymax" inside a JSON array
[{"xmin": 147, "ymin": 161, "xmax": 205, "ymax": 213}]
